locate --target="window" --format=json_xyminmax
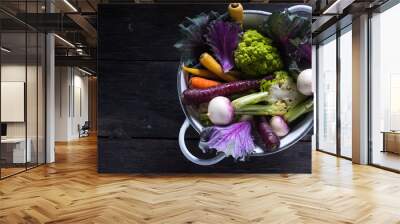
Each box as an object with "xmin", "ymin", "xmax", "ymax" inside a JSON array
[
  {"xmin": 316, "ymin": 24, "xmax": 353, "ymax": 159},
  {"xmin": 339, "ymin": 27, "xmax": 352, "ymax": 158},
  {"xmin": 317, "ymin": 35, "xmax": 337, "ymax": 154},
  {"xmin": 0, "ymin": 1, "xmax": 46, "ymax": 179},
  {"xmin": 370, "ymin": 3, "xmax": 400, "ymax": 171}
]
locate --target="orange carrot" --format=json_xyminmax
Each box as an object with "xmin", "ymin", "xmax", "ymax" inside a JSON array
[{"xmin": 190, "ymin": 77, "xmax": 222, "ymax": 89}]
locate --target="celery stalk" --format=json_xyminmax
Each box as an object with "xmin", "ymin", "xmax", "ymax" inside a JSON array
[
  {"xmin": 232, "ymin": 92, "xmax": 269, "ymax": 109},
  {"xmin": 235, "ymin": 102, "xmax": 287, "ymax": 116},
  {"xmin": 284, "ymin": 99, "xmax": 313, "ymax": 123}
]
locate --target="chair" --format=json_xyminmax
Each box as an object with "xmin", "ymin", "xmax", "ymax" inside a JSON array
[{"xmin": 79, "ymin": 121, "xmax": 90, "ymax": 138}]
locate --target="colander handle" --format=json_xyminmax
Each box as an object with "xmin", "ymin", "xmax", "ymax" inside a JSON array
[
  {"xmin": 288, "ymin": 5, "xmax": 312, "ymax": 14},
  {"xmin": 179, "ymin": 119, "xmax": 226, "ymax": 166}
]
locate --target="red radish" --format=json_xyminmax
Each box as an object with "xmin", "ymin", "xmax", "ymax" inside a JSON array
[
  {"xmin": 207, "ymin": 96, "xmax": 234, "ymax": 125},
  {"xmin": 182, "ymin": 80, "xmax": 260, "ymax": 105}
]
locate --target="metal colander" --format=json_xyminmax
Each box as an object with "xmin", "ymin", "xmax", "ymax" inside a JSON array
[{"xmin": 177, "ymin": 5, "xmax": 313, "ymax": 166}]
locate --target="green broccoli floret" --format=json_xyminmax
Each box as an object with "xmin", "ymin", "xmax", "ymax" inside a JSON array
[
  {"xmin": 261, "ymin": 71, "xmax": 306, "ymax": 109},
  {"xmin": 234, "ymin": 30, "xmax": 284, "ymax": 78}
]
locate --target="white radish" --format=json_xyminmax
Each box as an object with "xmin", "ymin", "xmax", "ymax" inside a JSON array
[
  {"xmin": 270, "ymin": 116, "xmax": 290, "ymax": 137},
  {"xmin": 207, "ymin": 96, "xmax": 234, "ymax": 125},
  {"xmin": 297, "ymin": 69, "xmax": 313, "ymax": 96}
]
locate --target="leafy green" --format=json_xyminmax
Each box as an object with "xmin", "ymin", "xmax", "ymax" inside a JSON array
[
  {"xmin": 259, "ymin": 10, "xmax": 311, "ymax": 73},
  {"xmin": 205, "ymin": 21, "xmax": 242, "ymax": 72},
  {"xmin": 174, "ymin": 11, "xmax": 223, "ymax": 65},
  {"xmin": 199, "ymin": 113, "xmax": 213, "ymax": 126}
]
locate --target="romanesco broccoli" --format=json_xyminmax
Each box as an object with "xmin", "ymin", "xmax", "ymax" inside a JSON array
[{"xmin": 234, "ymin": 30, "xmax": 283, "ymax": 78}]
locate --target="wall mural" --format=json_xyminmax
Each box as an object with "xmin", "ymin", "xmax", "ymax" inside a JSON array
[
  {"xmin": 98, "ymin": 3, "xmax": 313, "ymax": 173},
  {"xmin": 176, "ymin": 3, "xmax": 313, "ymax": 166}
]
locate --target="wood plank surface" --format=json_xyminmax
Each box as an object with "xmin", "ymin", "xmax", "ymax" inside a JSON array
[
  {"xmin": 98, "ymin": 61, "xmax": 196, "ymax": 139},
  {"xmin": 1, "ymin": 136, "xmax": 400, "ymax": 223},
  {"xmin": 98, "ymin": 3, "xmax": 298, "ymax": 61},
  {"xmin": 98, "ymin": 138, "xmax": 311, "ymax": 173},
  {"xmin": 98, "ymin": 61, "xmax": 312, "ymax": 140},
  {"xmin": 97, "ymin": 3, "xmax": 312, "ymax": 173}
]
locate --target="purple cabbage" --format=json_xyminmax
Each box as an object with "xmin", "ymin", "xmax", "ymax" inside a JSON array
[
  {"xmin": 205, "ymin": 21, "xmax": 242, "ymax": 73},
  {"xmin": 298, "ymin": 41, "xmax": 311, "ymax": 64},
  {"xmin": 199, "ymin": 121, "xmax": 255, "ymax": 160},
  {"xmin": 287, "ymin": 38, "xmax": 311, "ymax": 72}
]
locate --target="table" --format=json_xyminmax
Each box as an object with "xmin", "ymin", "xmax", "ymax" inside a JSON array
[
  {"xmin": 1, "ymin": 138, "xmax": 31, "ymax": 163},
  {"xmin": 382, "ymin": 131, "xmax": 400, "ymax": 154}
]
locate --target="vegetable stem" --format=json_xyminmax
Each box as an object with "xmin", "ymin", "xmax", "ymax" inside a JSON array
[
  {"xmin": 232, "ymin": 92, "xmax": 269, "ymax": 109},
  {"xmin": 199, "ymin": 113, "xmax": 213, "ymax": 126},
  {"xmin": 283, "ymin": 98, "xmax": 313, "ymax": 123},
  {"xmin": 235, "ymin": 103, "xmax": 287, "ymax": 116}
]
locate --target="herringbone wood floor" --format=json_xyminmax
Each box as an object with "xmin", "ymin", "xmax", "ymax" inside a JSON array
[{"xmin": 1, "ymin": 136, "xmax": 400, "ymax": 224}]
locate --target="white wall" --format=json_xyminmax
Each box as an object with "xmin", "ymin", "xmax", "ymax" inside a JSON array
[
  {"xmin": 55, "ymin": 66, "xmax": 70, "ymax": 141},
  {"xmin": 1, "ymin": 63, "xmax": 46, "ymax": 163},
  {"xmin": 72, "ymin": 73, "xmax": 89, "ymax": 138},
  {"xmin": 312, "ymin": 45, "xmax": 317, "ymax": 150},
  {"xmin": 1, "ymin": 65, "xmax": 40, "ymax": 137},
  {"xmin": 1, "ymin": 65, "xmax": 27, "ymax": 140},
  {"xmin": 55, "ymin": 67, "xmax": 89, "ymax": 141}
]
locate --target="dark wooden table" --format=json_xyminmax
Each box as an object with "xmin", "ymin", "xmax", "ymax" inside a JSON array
[{"xmin": 97, "ymin": 3, "xmax": 312, "ymax": 173}]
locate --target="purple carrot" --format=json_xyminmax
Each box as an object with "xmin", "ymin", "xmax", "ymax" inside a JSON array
[
  {"xmin": 182, "ymin": 79, "xmax": 259, "ymax": 105},
  {"xmin": 182, "ymin": 76, "xmax": 274, "ymax": 105},
  {"xmin": 256, "ymin": 116, "xmax": 280, "ymax": 150}
]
